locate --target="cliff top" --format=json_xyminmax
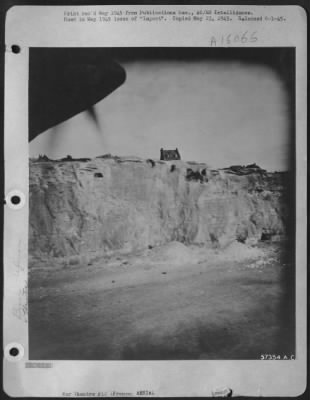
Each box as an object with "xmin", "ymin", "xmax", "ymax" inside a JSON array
[{"xmin": 30, "ymin": 154, "xmax": 288, "ymax": 176}]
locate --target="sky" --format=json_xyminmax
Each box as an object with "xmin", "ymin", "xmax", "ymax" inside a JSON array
[{"xmin": 29, "ymin": 59, "xmax": 290, "ymax": 171}]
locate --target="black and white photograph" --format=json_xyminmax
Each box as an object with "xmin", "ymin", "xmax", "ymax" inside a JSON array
[
  {"xmin": 3, "ymin": 4, "xmax": 307, "ymax": 397},
  {"xmin": 28, "ymin": 47, "xmax": 296, "ymax": 361}
]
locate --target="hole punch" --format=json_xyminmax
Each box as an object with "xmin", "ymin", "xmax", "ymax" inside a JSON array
[
  {"xmin": 5, "ymin": 190, "xmax": 26, "ymax": 210},
  {"xmin": 4, "ymin": 343, "xmax": 24, "ymax": 362},
  {"xmin": 11, "ymin": 195, "xmax": 21, "ymax": 205},
  {"xmin": 11, "ymin": 44, "xmax": 21, "ymax": 54},
  {"xmin": 9, "ymin": 347, "xmax": 19, "ymax": 357}
]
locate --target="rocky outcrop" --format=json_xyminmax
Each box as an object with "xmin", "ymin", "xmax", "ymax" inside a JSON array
[
  {"xmin": 221, "ymin": 163, "xmax": 267, "ymax": 175},
  {"xmin": 29, "ymin": 157, "xmax": 290, "ymax": 265}
]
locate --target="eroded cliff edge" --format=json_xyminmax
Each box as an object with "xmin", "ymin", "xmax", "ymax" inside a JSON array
[{"xmin": 29, "ymin": 156, "xmax": 290, "ymax": 265}]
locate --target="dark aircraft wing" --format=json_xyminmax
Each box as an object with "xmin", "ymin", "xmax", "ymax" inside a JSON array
[{"xmin": 29, "ymin": 48, "xmax": 126, "ymax": 141}]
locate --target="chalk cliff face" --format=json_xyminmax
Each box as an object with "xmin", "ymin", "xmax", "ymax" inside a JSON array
[{"xmin": 29, "ymin": 157, "xmax": 290, "ymax": 264}]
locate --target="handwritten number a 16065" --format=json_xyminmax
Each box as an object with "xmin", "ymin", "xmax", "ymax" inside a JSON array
[{"xmin": 210, "ymin": 31, "xmax": 258, "ymax": 46}]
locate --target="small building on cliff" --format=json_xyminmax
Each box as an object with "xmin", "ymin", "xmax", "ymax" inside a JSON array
[{"xmin": 160, "ymin": 148, "xmax": 181, "ymax": 161}]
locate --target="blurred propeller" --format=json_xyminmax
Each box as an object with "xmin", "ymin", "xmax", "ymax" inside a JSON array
[{"xmin": 29, "ymin": 48, "xmax": 126, "ymax": 141}]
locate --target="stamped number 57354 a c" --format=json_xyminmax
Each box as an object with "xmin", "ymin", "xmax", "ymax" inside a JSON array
[{"xmin": 260, "ymin": 354, "xmax": 295, "ymax": 360}]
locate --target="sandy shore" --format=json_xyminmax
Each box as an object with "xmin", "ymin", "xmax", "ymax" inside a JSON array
[{"xmin": 29, "ymin": 241, "xmax": 294, "ymax": 360}]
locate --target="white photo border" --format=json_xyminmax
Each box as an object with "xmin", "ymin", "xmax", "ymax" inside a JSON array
[{"xmin": 4, "ymin": 5, "xmax": 307, "ymax": 397}]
